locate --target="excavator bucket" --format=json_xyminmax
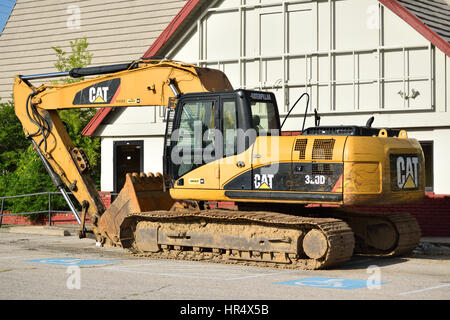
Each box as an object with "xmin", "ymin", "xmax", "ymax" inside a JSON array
[{"xmin": 98, "ymin": 172, "xmax": 175, "ymax": 245}]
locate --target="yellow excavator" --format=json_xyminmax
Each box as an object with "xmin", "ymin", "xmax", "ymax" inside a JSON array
[{"xmin": 13, "ymin": 59, "xmax": 424, "ymax": 269}]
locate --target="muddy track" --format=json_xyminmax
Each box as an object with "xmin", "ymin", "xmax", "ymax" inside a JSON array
[
  {"xmin": 119, "ymin": 209, "xmax": 355, "ymax": 270},
  {"xmin": 345, "ymin": 211, "xmax": 421, "ymax": 256}
]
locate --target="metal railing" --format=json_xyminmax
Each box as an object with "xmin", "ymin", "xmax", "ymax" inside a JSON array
[{"xmin": 0, "ymin": 191, "xmax": 116, "ymax": 227}]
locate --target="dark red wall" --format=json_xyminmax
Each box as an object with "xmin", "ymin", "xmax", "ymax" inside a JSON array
[{"xmin": 348, "ymin": 193, "xmax": 450, "ymax": 237}]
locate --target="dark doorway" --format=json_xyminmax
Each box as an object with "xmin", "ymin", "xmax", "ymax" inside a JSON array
[
  {"xmin": 419, "ymin": 141, "xmax": 433, "ymax": 192},
  {"xmin": 113, "ymin": 140, "xmax": 144, "ymax": 194}
]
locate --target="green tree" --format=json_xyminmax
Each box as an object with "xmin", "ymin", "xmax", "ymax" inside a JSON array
[
  {"xmin": 0, "ymin": 98, "xmax": 28, "ymax": 175},
  {"xmin": 0, "ymin": 98, "xmax": 57, "ymax": 215}
]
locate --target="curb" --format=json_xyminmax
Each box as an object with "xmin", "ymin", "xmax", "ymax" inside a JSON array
[
  {"xmin": 420, "ymin": 237, "xmax": 450, "ymax": 246},
  {"xmin": 5, "ymin": 226, "xmax": 71, "ymax": 236}
]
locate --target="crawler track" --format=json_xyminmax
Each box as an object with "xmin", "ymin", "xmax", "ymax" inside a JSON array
[
  {"xmin": 334, "ymin": 210, "xmax": 421, "ymax": 256},
  {"xmin": 118, "ymin": 209, "xmax": 355, "ymax": 270}
]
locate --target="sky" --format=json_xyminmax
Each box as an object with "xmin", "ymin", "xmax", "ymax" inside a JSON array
[{"xmin": 0, "ymin": 0, "xmax": 16, "ymax": 35}]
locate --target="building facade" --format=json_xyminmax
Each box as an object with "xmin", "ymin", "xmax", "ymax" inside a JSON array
[{"xmin": 86, "ymin": 0, "xmax": 450, "ymax": 196}]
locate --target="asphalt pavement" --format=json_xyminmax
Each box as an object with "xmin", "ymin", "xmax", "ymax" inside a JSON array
[{"xmin": 0, "ymin": 224, "xmax": 449, "ymax": 304}]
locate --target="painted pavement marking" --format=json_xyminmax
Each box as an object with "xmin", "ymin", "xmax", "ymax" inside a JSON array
[
  {"xmin": 25, "ymin": 258, "xmax": 120, "ymax": 266},
  {"xmin": 100, "ymin": 262, "xmax": 295, "ymax": 281},
  {"xmin": 275, "ymin": 277, "xmax": 387, "ymax": 290},
  {"xmin": 399, "ymin": 283, "xmax": 450, "ymax": 295}
]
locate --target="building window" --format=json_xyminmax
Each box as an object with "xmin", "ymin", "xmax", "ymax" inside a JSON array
[{"xmin": 419, "ymin": 141, "xmax": 433, "ymax": 192}]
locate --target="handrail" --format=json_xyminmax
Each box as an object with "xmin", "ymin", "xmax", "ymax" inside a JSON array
[{"xmin": 0, "ymin": 191, "xmax": 117, "ymax": 227}]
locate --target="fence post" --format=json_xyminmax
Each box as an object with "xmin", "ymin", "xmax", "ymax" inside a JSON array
[
  {"xmin": 0, "ymin": 198, "xmax": 4, "ymax": 227},
  {"xmin": 48, "ymin": 192, "xmax": 52, "ymax": 226}
]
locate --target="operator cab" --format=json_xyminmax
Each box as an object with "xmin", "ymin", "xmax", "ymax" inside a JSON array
[{"xmin": 164, "ymin": 89, "xmax": 281, "ymax": 184}]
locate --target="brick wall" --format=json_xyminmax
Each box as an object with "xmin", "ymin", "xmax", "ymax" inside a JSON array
[
  {"xmin": 349, "ymin": 193, "xmax": 450, "ymax": 237},
  {"xmin": 281, "ymin": 131, "xmax": 302, "ymax": 136},
  {"xmin": 99, "ymin": 192, "xmax": 112, "ymax": 209},
  {"xmin": 0, "ymin": 191, "xmax": 112, "ymax": 226},
  {"xmin": 1, "ymin": 212, "xmax": 89, "ymax": 226}
]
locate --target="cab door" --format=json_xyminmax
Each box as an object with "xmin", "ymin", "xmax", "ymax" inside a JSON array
[
  {"xmin": 219, "ymin": 97, "xmax": 253, "ymax": 190},
  {"xmin": 169, "ymin": 97, "xmax": 220, "ymax": 189}
]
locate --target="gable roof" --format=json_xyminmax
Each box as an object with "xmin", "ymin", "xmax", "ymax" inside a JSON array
[
  {"xmin": 82, "ymin": 0, "xmax": 450, "ymax": 136},
  {"xmin": 143, "ymin": 0, "xmax": 205, "ymax": 59},
  {"xmin": 81, "ymin": 0, "xmax": 202, "ymax": 136},
  {"xmin": 397, "ymin": 0, "xmax": 450, "ymax": 43},
  {"xmin": 380, "ymin": 0, "xmax": 450, "ymax": 55}
]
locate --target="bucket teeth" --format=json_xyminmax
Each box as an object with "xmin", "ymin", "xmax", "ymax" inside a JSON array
[
  {"xmin": 154, "ymin": 173, "xmax": 163, "ymax": 184},
  {"xmin": 131, "ymin": 172, "xmax": 141, "ymax": 183},
  {"xmin": 126, "ymin": 172, "xmax": 164, "ymax": 184},
  {"xmin": 130, "ymin": 172, "xmax": 164, "ymax": 184}
]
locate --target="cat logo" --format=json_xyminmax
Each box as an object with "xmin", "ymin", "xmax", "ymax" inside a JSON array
[
  {"xmin": 73, "ymin": 78, "xmax": 120, "ymax": 105},
  {"xmin": 254, "ymin": 173, "xmax": 274, "ymax": 189},
  {"xmin": 89, "ymin": 87, "xmax": 109, "ymax": 103},
  {"xmin": 393, "ymin": 155, "xmax": 420, "ymax": 190}
]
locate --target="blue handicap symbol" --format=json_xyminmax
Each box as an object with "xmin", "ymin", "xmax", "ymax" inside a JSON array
[
  {"xmin": 275, "ymin": 277, "xmax": 387, "ymax": 290},
  {"xmin": 25, "ymin": 258, "xmax": 119, "ymax": 266}
]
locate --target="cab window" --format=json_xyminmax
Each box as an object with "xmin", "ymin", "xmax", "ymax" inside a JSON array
[
  {"xmin": 222, "ymin": 100, "xmax": 237, "ymax": 157},
  {"xmin": 174, "ymin": 100, "xmax": 215, "ymax": 178},
  {"xmin": 251, "ymin": 101, "xmax": 279, "ymax": 135}
]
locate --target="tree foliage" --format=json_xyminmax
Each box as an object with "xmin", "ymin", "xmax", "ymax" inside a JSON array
[
  {"xmin": 51, "ymin": 37, "xmax": 93, "ymax": 83},
  {"xmin": 51, "ymin": 37, "xmax": 100, "ymax": 183},
  {"xmin": 0, "ymin": 98, "xmax": 28, "ymax": 175},
  {"xmin": 0, "ymin": 38, "xmax": 100, "ymax": 218},
  {"xmin": 0, "ymin": 99, "xmax": 58, "ymax": 214}
]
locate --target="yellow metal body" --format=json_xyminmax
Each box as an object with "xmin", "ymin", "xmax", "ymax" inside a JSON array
[{"xmin": 170, "ymin": 134, "xmax": 425, "ymax": 206}]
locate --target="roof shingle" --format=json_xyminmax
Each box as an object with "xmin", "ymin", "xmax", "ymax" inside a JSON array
[{"xmin": 397, "ymin": 0, "xmax": 450, "ymax": 43}]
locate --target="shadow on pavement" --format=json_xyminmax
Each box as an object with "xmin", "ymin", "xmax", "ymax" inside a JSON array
[{"xmin": 336, "ymin": 256, "xmax": 409, "ymax": 270}]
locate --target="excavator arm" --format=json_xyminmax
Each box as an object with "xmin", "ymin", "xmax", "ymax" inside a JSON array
[{"xmin": 13, "ymin": 59, "xmax": 233, "ymax": 244}]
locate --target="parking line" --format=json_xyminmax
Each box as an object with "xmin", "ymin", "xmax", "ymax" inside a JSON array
[
  {"xmin": 101, "ymin": 266, "xmax": 223, "ymax": 280},
  {"xmin": 100, "ymin": 264, "xmax": 296, "ymax": 281},
  {"xmin": 227, "ymin": 270, "xmax": 297, "ymax": 281},
  {"xmin": 399, "ymin": 284, "xmax": 450, "ymax": 295}
]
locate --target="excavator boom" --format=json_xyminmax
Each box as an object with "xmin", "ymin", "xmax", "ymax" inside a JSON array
[{"xmin": 13, "ymin": 59, "xmax": 232, "ymax": 243}]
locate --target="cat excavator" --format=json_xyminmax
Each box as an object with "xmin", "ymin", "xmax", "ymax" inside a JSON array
[{"xmin": 13, "ymin": 59, "xmax": 424, "ymax": 269}]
